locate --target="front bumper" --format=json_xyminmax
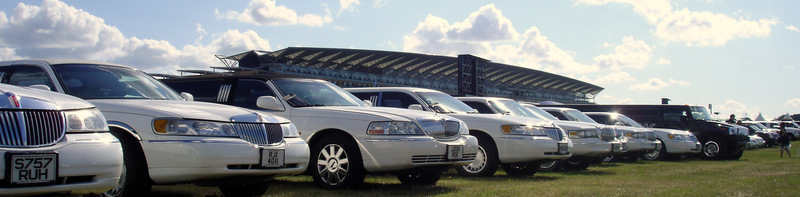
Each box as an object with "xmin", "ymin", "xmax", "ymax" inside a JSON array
[
  {"xmin": 357, "ymin": 135, "xmax": 479, "ymax": 172},
  {"xmin": 570, "ymin": 138, "xmax": 611, "ymax": 157},
  {"xmin": 496, "ymin": 136, "xmax": 572, "ymax": 163},
  {"xmin": 143, "ymin": 137, "xmax": 310, "ymax": 184},
  {"xmin": 0, "ymin": 133, "xmax": 123, "ymax": 196},
  {"xmin": 626, "ymin": 139, "xmax": 659, "ymax": 153}
]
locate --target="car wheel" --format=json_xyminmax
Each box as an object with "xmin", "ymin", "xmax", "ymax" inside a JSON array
[
  {"xmin": 725, "ymin": 149, "xmax": 744, "ymax": 160},
  {"xmin": 642, "ymin": 140, "xmax": 663, "ymax": 161},
  {"xmin": 456, "ymin": 134, "xmax": 499, "ymax": 176},
  {"xmin": 397, "ymin": 167, "xmax": 443, "ymax": 186},
  {"xmin": 702, "ymin": 139, "xmax": 722, "ymax": 160},
  {"xmin": 602, "ymin": 155, "xmax": 614, "ymax": 162},
  {"xmin": 311, "ymin": 135, "xmax": 365, "ymax": 189},
  {"xmin": 563, "ymin": 159, "xmax": 589, "ymax": 171},
  {"xmin": 105, "ymin": 131, "xmax": 151, "ymax": 197},
  {"xmin": 502, "ymin": 162, "xmax": 538, "ymax": 177},
  {"xmin": 538, "ymin": 160, "xmax": 560, "ymax": 171},
  {"xmin": 219, "ymin": 180, "xmax": 270, "ymax": 197}
]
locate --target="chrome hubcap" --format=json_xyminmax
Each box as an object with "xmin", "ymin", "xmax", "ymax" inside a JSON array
[
  {"xmin": 704, "ymin": 141, "xmax": 720, "ymax": 157},
  {"xmin": 645, "ymin": 143, "xmax": 661, "ymax": 160},
  {"xmin": 540, "ymin": 160, "xmax": 557, "ymax": 169},
  {"xmin": 317, "ymin": 144, "xmax": 349, "ymax": 185},
  {"xmin": 462, "ymin": 146, "xmax": 487, "ymax": 173}
]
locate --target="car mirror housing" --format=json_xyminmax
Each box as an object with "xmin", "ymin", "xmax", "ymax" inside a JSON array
[
  {"xmin": 28, "ymin": 84, "xmax": 51, "ymax": 91},
  {"xmin": 257, "ymin": 96, "xmax": 285, "ymax": 111},
  {"xmin": 408, "ymin": 104, "xmax": 424, "ymax": 111},
  {"xmin": 180, "ymin": 92, "xmax": 194, "ymax": 101}
]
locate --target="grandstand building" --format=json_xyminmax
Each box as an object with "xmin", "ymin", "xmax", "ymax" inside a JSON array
[{"xmin": 214, "ymin": 47, "xmax": 603, "ymax": 104}]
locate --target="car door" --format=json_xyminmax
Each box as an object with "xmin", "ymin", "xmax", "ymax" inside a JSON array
[{"xmin": 0, "ymin": 65, "xmax": 57, "ymax": 91}]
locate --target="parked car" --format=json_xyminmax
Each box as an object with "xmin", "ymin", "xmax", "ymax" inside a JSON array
[
  {"xmin": 583, "ymin": 112, "xmax": 700, "ymax": 160},
  {"xmin": 346, "ymin": 87, "xmax": 571, "ymax": 176},
  {"xmin": 0, "ymin": 84, "xmax": 122, "ymax": 196},
  {"xmin": 162, "ymin": 73, "xmax": 479, "ymax": 188},
  {"xmin": 739, "ymin": 121, "xmax": 779, "ymax": 147},
  {"xmin": 746, "ymin": 134, "xmax": 766, "ymax": 149},
  {"xmin": 537, "ymin": 104, "xmax": 749, "ymax": 160},
  {"xmin": 758, "ymin": 121, "xmax": 799, "ymax": 140},
  {"xmin": 0, "ymin": 60, "xmax": 310, "ymax": 197},
  {"xmin": 450, "ymin": 98, "xmax": 607, "ymax": 171}
]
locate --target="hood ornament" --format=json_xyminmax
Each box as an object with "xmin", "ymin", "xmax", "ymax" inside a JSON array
[{"xmin": 4, "ymin": 92, "xmax": 20, "ymax": 108}]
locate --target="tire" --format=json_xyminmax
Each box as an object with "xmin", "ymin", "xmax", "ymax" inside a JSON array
[
  {"xmin": 642, "ymin": 140, "xmax": 663, "ymax": 161},
  {"xmin": 538, "ymin": 160, "xmax": 561, "ymax": 172},
  {"xmin": 310, "ymin": 135, "xmax": 365, "ymax": 189},
  {"xmin": 105, "ymin": 131, "xmax": 151, "ymax": 197},
  {"xmin": 563, "ymin": 159, "xmax": 589, "ymax": 171},
  {"xmin": 219, "ymin": 180, "xmax": 270, "ymax": 197},
  {"xmin": 397, "ymin": 167, "xmax": 443, "ymax": 186},
  {"xmin": 502, "ymin": 162, "xmax": 538, "ymax": 177},
  {"xmin": 456, "ymin": 133, "xmax": 499, "ymax": 177},
  {"xmin": 725, "ymin": 149, "xmax": 744, "ymax": 160},
  {"xmin": 702, "ymin": 139, "xmax": 724, "ymax": 160}
]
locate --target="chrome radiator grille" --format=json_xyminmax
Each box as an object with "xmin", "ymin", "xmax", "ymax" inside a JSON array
[
  {"xmin": 0, "ymin": 110, "xmax": 66, "ymax": 147},
  {"xmin": 544, "ymin": 128, "xmax": 563, "ymax": 141},
  {"xmin": 232, "ymin": 123, "xmax": 283, "ymax": 145}
]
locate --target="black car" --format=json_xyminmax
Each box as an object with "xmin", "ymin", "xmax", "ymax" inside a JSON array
[{"xmin": 536, "ymin": 104, "xmax": 749, "ymax": 160}]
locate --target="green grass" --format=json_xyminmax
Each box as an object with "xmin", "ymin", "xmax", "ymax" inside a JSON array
[{"xmin": 74, "ymin": 146, "xmax": 800, "ymax": 197}]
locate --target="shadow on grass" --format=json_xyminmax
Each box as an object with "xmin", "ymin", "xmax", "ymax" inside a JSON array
[
  {"xmin": 269, "ymin": 178, "xmax": 460, "ymax": 196},
  {"xmin": 558, "ymin": 169, "xmax": 615, "ymax": 176}
]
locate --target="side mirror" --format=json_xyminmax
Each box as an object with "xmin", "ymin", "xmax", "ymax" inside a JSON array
[
  {"xmin": 28, "ymin": 85, "xmax": 51, "ymax": 91},
  {"xmin": 408, "ymin": 104, "xmax": 424, "ymax": 111},
  {"xmin": 180, "ymin": 92, "xmax": 194, "ymax": 101},
  {"xmin": 256, "ymin": 96, "xmax": 285, "ymax": 111},
  {"xmin": 362, "ymin": 100, "xmax": 373, "ymax": 107}
]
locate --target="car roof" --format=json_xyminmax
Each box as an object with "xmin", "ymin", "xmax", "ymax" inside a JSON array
[
  {"xmin": 1, "ymin": 59, "xmax": 135, "ymax": 70},
  {"xmin": 540, "ymin": 107, "xmax": 578, "ymax": 112},
  {"xmin": 159, "ymin": 70, "xmax": 323, "ymax": 82},
  {"xmin": 456, "ymin": 97, "xmax": 513, "ymax": 102},
  {"xmin": 345, "ymin": 87, "xmax": 440, "ymax": 93}
]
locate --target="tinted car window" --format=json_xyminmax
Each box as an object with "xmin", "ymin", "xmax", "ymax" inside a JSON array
[
  {"xmin": 462, "ymin": 101, "xmax": 494, "ymax": 114},
  {"xmin": 380, "ymin": 92, "xmax": 420, "ymax": 109},
  {"xmin": 3, "ymin": 66, "xmax": 55, "ymax": 90},
  {"xmin": 588, "ymin": 114, "xmax": 613, "ymax": 125},
  {"xmin": 164, "ymin": 80, "xmax": 225, "ymax": 102},
  {"xmin": 351, "ymin": 92, "xmax": 379, "ymax": 106},
  {"xmin": 547, "ymin": 111, "xmax": 570, "ymax": 121},
  {"xmin": 232, "ymin": 79, "xmax": 275, "ymax": 109}
]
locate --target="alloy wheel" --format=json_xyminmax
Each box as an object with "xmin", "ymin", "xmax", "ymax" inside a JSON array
[
  {"xmin": 703, "ymin": 141, "xmax": 720, "ymax": 158},
  {"xmin": 462, "ymin": 146, "xmax": 487, "ymax": 173},
  {"xmin": 317, "ymin": 144, "xmax": 350, "ymax": 186}
]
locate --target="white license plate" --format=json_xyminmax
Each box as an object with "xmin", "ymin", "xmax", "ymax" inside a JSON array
[
  {"xmin": 9, "ymin": 153, "xmax": 58, "ymax": 185},
  {"xmin": 447, "ymin": 145, "xmax": 463, "ymax": 160},
  {"xmin": 261, "ymin": 149, "xmax": 285, "ymax": 168}
]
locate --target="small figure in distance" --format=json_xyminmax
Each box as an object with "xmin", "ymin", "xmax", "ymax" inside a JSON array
[
  {"xmin": 778, "ymin": 123, "xmax": 792, "ymax": 158},
  {"xmin": 726, "ymin": 114, "xmax": 737, "ymax": 124}
]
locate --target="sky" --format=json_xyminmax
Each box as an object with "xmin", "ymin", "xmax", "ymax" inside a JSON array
[{"xmin": 0, "ymin": 0, "xmax": 798, "ymax": 120}]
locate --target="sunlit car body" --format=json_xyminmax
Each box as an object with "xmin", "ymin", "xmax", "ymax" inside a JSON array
[
  {"xmin": 584, "ymin": 112, "xmax": 700, "ymax": 160},
  {"xmin": 347, "ymin": 88, "xmax": 570, "ymax": 176},
  {"xmin": 162, "ymin": 73, "xmax": 478, "ymax": 189},
  {"xmin": 0, "ymin": 83, "xmax": 122, "ymax": 196},
  {"xmin": 0, "ymin": 60, "xmax": 309, "ymax": 196}
]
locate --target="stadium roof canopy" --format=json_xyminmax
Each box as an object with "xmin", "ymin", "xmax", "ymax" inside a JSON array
[{"xmin": 221, "ymin": 47, "xmax": 603, "ymax": 103}]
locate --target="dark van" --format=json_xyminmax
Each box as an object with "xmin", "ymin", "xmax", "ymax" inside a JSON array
[{"xmin": 535, "ymin": 104, "xmax": 749, "ymax": 160}]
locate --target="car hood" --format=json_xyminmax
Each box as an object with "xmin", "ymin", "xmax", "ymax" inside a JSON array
[
  {"xmin": 0, "ymin": 84, "xmax": 93, "ymax": 110},
  {"xmin": 305, "ymin": 106, "xmax": 449, "ymax": 122},
  {"xmin": 89, "ymin": 99, "xmax": 286, "ymax": 123},
  {"xmin": 553, "ymin": 120, "xmax": 598, "ymax": 131},
  {"xmin": 447, "ymin": 113, "xmax": 555, "ymax": 128}
]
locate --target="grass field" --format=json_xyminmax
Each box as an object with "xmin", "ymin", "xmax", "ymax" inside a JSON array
[{"xmin": 75, "ymin": 146, "xmax": 800, "ymax": 197}]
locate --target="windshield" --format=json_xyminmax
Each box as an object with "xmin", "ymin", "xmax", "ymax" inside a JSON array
[
  {"xmin": 53, "ymin": 64, "xmax": 182, "ymax": 100},
  {"xmin": 752, "ymin": 123, "xmax": 769, "ymax": 130},
  {"xmin": 616, "ymin": 114, "xmax": 644, "ymax": 128},
  {"xmin": 272, "ymin": 79, "xmax": 363, "ymax": 107},
  {"xmin": 417, "ymin": 91, "xmax": 477, "ymax": 114},
  {"xmin": 690, "ymin": 106, "xmax": 712, "ymax": 121},
  {"xmin": 522, "ymin": 105, "xmax": 559, "ymax": 120},
  {"xmin": 746, "ymin": 124, "xmax": 763, "ymax": 131},
  {"xmin": 488, "ymin": 99, "xmax": 542, "ymax": 119},
  {"xmin": 564, "ymin": 109, "xmax": 599, "ymax": 124}
]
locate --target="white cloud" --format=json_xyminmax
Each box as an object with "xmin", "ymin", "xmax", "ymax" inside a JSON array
[
  {"xmin": 339, "ymin": 0, "xmax": 360, "ymax": 14},
  {"xmin": 716, "ymin": 99, "xmax": 763, "ymax": 119},
  {"xmin": 596, "ymin": 94, "xmax": 634, "ymax": 104},
  {"xmin": 656, "ymin": 57, "xmax": 671, "ymax": 65},
  {"xmin": 591, "ymin": 71, "xmax": 635, "ymax": 85},
  {"xmin": 593, "ymin": 36, "xmax": 652, "ymax": 70},
  {"xmin": 373, "ymin": 0, "xmax": 388, "ymax": 8},
  {"xmin": 629, "ymin": 78, "xmax": 689, "ymax": 91},
  {"xmin": 787, "ymin": 25, "xmax": 800, "ymax": 33},
  {"xmin": 786, "ymin": 98, "xmax": 800, "ymax": 108},
  {"xmin": 217, "ymin": 0, "xmax": 332, "ymax": 27},
  {"xmin": 0, "ymin": 0, "xmax": 271, "ymax": 73},
  {"xmin": 576, "ymin": 0, "xmax": 777, "ymax": 47}
]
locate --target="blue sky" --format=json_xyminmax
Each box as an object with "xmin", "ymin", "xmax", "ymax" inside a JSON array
[{"xmin": 0, "ymin": 0, "xmax": 798, "ymax": 119}]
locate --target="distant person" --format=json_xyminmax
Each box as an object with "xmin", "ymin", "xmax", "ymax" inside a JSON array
[
  {"xmin": 778, "ymin": 123, "xmax": 792, "ymax": 158},
  {"xmin": 726, "ymin": 114, "xmax": 736, "ymax": 124}
]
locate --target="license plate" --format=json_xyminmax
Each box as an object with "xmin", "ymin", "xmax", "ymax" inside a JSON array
[
  {"xmin": 260, "ymin": 149, "xmax": 285, "ymax": 168},
  {"xmin": 447, "ymin": 145, "xmax": 463, "ymax": 160},
  {"xmin": 558, "ymin": 143, "xmax": 569, "ymax": 154},
  {"xmin": 8, "ymin": 153, "xmax": 58, "ymax": 185}
]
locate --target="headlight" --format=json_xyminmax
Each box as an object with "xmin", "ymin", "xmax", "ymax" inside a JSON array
[
  {"xmin": 65, "ymin": 108, "xmax": 108, "ymax": 133},
  {"xmin": 568, "ymin": 129, "xmax": 598, "ymax": 139},
  {"xmin": 281, "ymin": 123, "xmax": 300, "ymax": 138},
  {"xmin": 668, "ymin": 134, "xmax": 686, "ymax": 141},
  {"xmin": 367, "ymin": 121, "xmax": 424, "ymax": 135},
  {"xmin": 501, "ymin": 125, "xmax": 547, "ymax": 136},
  {"xmin": 458, "ymin": 120, "xmax": 469, "ymax": 135},
  {"xmin": 153, "ymin": 118, "xmax": 237, "ymax": 137}
]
